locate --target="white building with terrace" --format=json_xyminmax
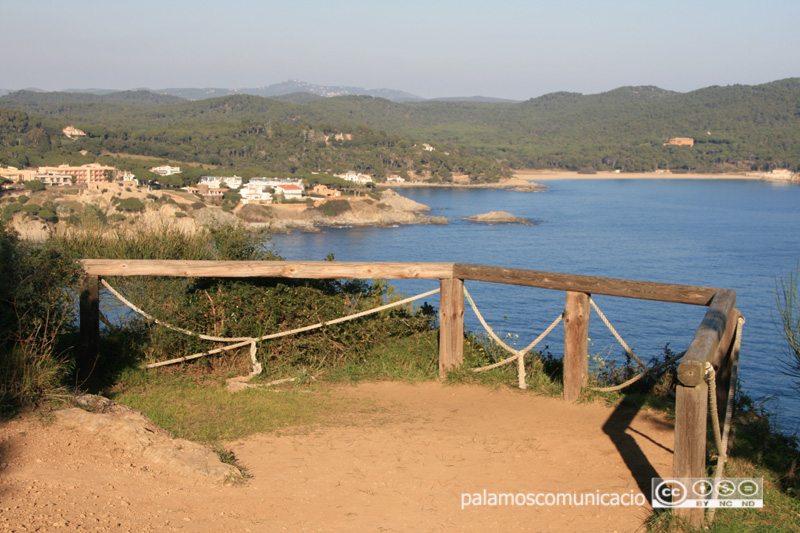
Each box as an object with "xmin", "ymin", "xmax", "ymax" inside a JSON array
[
  {"xmin": 239, "ymin": 183, "xmax": 274, "ymax": 205},
  {"xmin": 199, "ymin": 175, "xmax": 243, "ymax": 189}
]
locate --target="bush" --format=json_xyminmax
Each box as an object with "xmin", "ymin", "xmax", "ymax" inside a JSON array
[
  {"xmin": 37, "ymin": 207, "xmax": 58, "ymax": 223},
  {"xmin": 0, "ymin": 221, "xmax": 82, "ymax": 413},
  {"xmin": 22, "ymin": 204, "xmax": 40, "ymax": 215},
  {"xmin": 116, "ymin": 197, "xmax": 145, "ymax": 212},
  {"xmin": 2, "ymin": 203, "xmax": 24, "ymax": 222},
  {"xmin": 23, "ymin": 180, "xmax": 45, "ymax": 192},
  {"xmin": 81, "ymin": 204, "xmax": 108, "ymax": 227},
  {"xmin": 50, "ymin": 224, "xmax": 435, "ymax": 381},
  {"xmin": 318, "ymin": 199, "xmax": 352, "ymax": 217}
]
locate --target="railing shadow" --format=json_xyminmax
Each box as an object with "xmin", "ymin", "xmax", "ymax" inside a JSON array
[{"xmin": 601, "ymin": 394, "xmax": 674, "ymax": 502}]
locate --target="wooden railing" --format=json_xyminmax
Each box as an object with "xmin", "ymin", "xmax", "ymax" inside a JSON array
[{"xmin": 80, "ymin": 260, "xmax": 740, "ymax": 527}]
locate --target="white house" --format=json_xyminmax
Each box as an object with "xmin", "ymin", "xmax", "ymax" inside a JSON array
[
  {"xmin": 199, "ymin": 175, "xmax": 243, "ymax": 189},
  {"xmin": 274, "ymin": 184, "xmax": 303, "ymax": 201},
  {"xmin": 338, "ymin": 171, "xmax": 373, "ymax": 185},
  {"xmin": 150, "ymin": 165, "xmax": 182, "ymax": 176},
  {"xmin": 239, "ymin": 183, "xmax": 273, "ymax": 205},
  {"xmin": 248, "ymin": 177, "xmax": 303, "ymax": 189}
]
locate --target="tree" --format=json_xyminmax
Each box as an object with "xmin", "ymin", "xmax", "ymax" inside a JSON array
[{"xmin": 23, "ymin": 180, "xmax": 45, "ymax": 192}]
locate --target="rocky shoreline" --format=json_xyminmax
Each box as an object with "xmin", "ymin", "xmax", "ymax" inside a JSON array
[{"xmin": 252, "ymin": 189, "xmax": 449, "ymax": 233}]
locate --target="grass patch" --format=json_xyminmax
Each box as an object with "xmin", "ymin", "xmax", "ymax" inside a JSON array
[
  {"xmin": 322, "ymin": 329, "xmax": 439, "ymax": 383},
  {"xmin": 109, "ymin": 371, "xmax": 362, "ymax": 442}
]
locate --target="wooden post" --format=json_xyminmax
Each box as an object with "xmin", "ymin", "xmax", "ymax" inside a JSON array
[
  {"xmin": 563, "ymin": 291, "xmax": 590, "ymax": 402},
  {"xmin": 439, "ymin": 278, "xmax": 464, "ymax": 378},
  {"xmin": 673, "ymin": 382, "xmax": 708, "ymax": 528},
  {"xmin": 79, "ymin": 274, "xmax": 100, "ymax": 386}
]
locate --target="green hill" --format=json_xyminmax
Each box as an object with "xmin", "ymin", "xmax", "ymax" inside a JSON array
[{"xmin": 1, "ymin": 79, "xmax": 798, "ymax": 174}]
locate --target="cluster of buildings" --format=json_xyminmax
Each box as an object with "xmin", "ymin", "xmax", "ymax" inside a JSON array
[
  {"xmin": 0, "ymin": 163, "xmax": 117, "ymax": 186},
  {"xmin": 181, "ymin": 176, "xmax": 309, "ymax": 205},
  {"xmin": 1, "ymin": 162, "xmax": 379, "ymax": 207},
  {"xmin": 182, "ymin": 175, "xmax": 345, "ymax": 205}
]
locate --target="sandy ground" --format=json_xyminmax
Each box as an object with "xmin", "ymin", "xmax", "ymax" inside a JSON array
[
  {"xmin": 512, "ymin": 169, "xmax": 753, "ymax": 181},
  {"xmin": 0, "ymin": 382, "xmax": 674, "ymax": 532}
]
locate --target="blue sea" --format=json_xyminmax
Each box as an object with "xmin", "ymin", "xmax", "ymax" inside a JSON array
[{"xmin": 270, "ymin": 179, "xmax": 800, "ymax": 433}]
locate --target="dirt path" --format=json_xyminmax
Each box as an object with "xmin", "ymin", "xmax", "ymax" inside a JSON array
[{"xmin": 0, "ymin": 382, "xmax": 673, "ymax": 532}]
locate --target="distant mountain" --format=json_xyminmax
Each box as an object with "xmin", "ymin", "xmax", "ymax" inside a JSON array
[
  {"xmin": 1, "ymin": 81, "xmax": 518, "ymax": 103},
  {"xmin": 428, "ymin": 96, "xmax": 520, "ymax": 104},
  {"xmin": 62, "ymin": 88, "xmax": 121, "ymax": 95},
  {"xmin": 156, "ymin": 80, "xmax": 425, "ymax": 103}
]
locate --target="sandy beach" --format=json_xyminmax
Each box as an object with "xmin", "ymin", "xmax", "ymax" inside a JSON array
[{"xmin": 512, "ymin": 169, "xmax": 755, "ymax": 181}]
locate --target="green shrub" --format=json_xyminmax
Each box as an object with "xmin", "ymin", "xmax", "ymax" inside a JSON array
[
  {"xmin": 51, "ymin": 224, "xmax": 435, "ymax": 381},
  {"xmin": 23, "ymin": 180, "xmax": 45, "ymax": 192},
  {"xmin": 0, "ymin": 221, "xmax": 82, "ymax": 413},
  {"xmin": 116, "ymin": 197, "xmax": 145, "ymax": 212},
  {"xmin": 318, "ymin": 199, "xmax": 351, "ymax": 217},
  {"xmin": 37, "ymin": 207, "xmax": 58, "ymax": 223}
]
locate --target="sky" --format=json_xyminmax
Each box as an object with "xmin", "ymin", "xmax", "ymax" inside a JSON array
[{"xmin": 2, "ymin": 0, "xmax": 799, "ymax": 100}]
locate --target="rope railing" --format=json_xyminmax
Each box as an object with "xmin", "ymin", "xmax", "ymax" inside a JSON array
[
  {"xmin": 464, "ymin": 287, "xmax": 664, "ymax": 393},
  {"xmin": 463, "ymin": 286, "xmax": 563, "ymax": 389},
  {"xmin": 706, "ymin": 315, "xmax": 744, "ymax": 523},
  {"xmin": 100, "ymin": 278, "xmax": 440, "ymax": 378}
]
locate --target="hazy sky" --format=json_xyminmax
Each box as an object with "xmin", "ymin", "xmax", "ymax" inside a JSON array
[{"xmin": 3, "ymin": 0, "xmax": 798, "ymax": 100}]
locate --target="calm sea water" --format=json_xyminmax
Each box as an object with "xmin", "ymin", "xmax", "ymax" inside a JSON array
[{"xmin": 270, "ymin": 179, "xmax": 800, "ymax": 433}]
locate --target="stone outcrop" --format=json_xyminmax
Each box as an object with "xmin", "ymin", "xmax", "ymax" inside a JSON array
[
  {"xmin": 264, "ymin": 189, "xmax": 449, "ymax": 233},
  {"xmin": 461, "ymin": 211, "xmax": 535, "ymax": 225},
  {"xmin": 55, "ymin": 406, "xmax": 242, "ymax": 484}
]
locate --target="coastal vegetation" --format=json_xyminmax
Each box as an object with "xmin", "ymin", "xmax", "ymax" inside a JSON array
[{"xmin": 2, "ymin": 79, "xmax": 800, "ymax": 181}]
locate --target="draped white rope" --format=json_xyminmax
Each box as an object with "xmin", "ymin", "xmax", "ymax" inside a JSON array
[
  {"xmin": 463, "ymin": 286, "xmax": 563, "ymax": 389},
  {"xmin": 101, "ymin": 279, "xmax": 439, "ymax": 375}
]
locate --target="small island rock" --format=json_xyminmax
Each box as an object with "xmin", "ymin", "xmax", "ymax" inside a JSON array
[{"xmin": 461, "ymin": 211, "xmax": 535, "ymax": 225}]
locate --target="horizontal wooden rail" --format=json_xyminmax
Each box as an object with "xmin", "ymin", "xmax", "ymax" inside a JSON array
[
  {"xmin": 82, "ymin": 260, "xmax": 457, "ymax": 280},
  {"xmin": 453, "ymin": 264, "xmax": 720, "ymax": 306},
  {"xmin": 83, "ymin": 260, "xmax": 721, "ymax": 306}
]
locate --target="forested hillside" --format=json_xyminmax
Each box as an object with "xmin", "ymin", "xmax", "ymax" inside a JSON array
[{"xmin": 1, "ymin": 79, "xmax": 798, "ymax": 176}]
